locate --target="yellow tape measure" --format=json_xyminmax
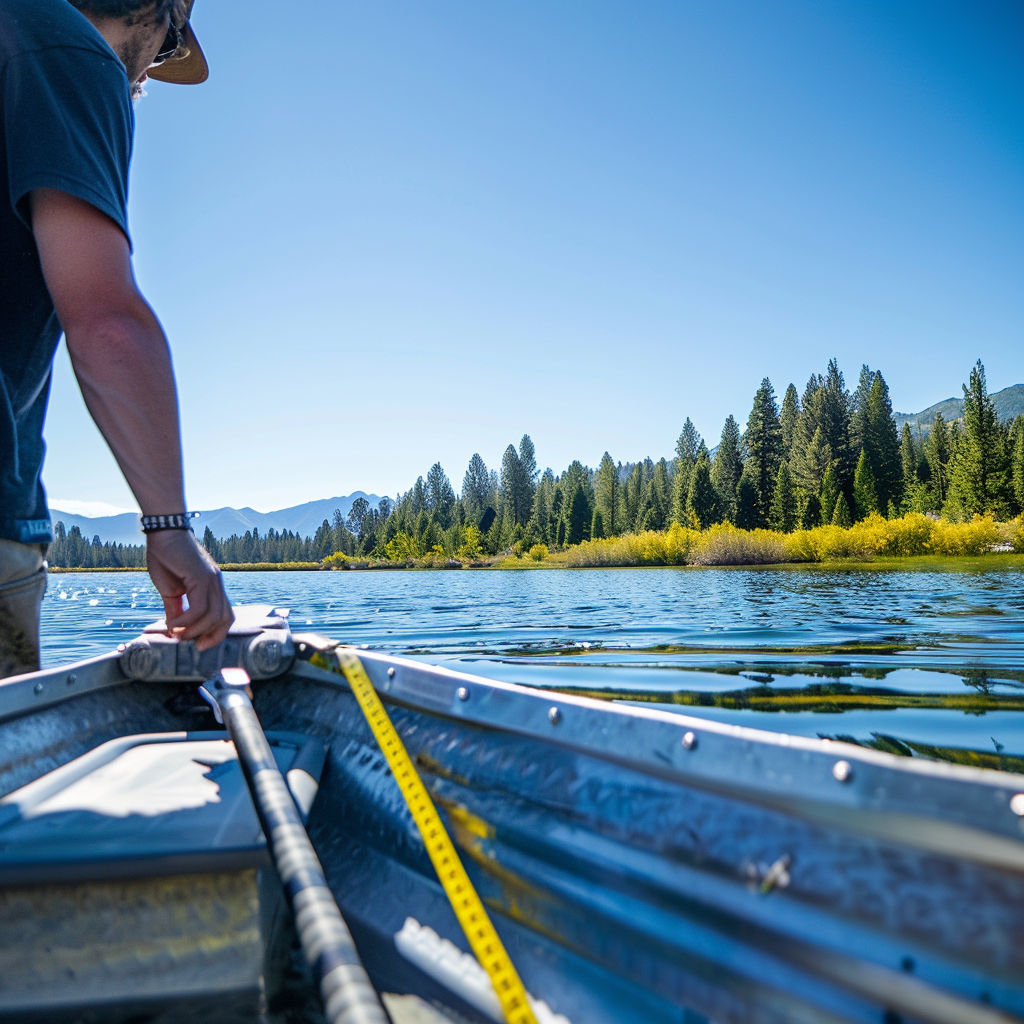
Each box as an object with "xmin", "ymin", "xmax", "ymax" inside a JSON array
[{"xmin": 337, "ymin": 651, "xmax": 539, "ymax": 1024}]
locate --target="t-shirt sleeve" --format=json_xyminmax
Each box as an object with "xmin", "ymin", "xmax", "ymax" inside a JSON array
[{"xmin": 3, "ymin": 45, "xmax": 133, "ymax": 246}]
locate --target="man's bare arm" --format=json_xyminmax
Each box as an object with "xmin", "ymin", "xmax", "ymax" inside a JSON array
[{"xmin": 30, "ymin": 188, "xmax": 232, "ymax": 649}]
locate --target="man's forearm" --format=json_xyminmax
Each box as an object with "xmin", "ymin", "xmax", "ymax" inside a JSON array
[
  {"xmin": 65, "ymin": 304, "xmax": 186, "ymax": 516},
  {"xmin": 30, "ymin": 188, "xmax": 187, "ymax": 517},
  {"xmin": 31, "ymin": 188, "xmax": 233, "ymax": 650}
]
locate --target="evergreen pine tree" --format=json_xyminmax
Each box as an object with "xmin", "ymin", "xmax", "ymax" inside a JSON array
[
  {"xmin": 686, "ymin": 451, "xmax": 719, "ymax": 529},
  {"xmin": 735, "ymin": 469, "xmax": 759, "ymax": 530},
  {"xmin": 820, "ymin": 359, "xmax": 855, "ymax": 495},
  {"xmin": 500, "ymin": 444, "xmax": 532, "ymax": 527},
  {"xmin": 900, "ymin": 423, "xmax": 918, "ymax": 498},
  {"xmin": 1011, "ymin": 415, "xmax": 1024, "ymax": 514},
  {"xmin": 639, "ymin": 460, "xmax": 670, "ymax": 531},
  {"xmin": 926, "ymin": 413, "xmax": 952, "ymax": 505},
  {"xmin": 314, "ymin": 519, "xmax": 335, "ymax": 559},
  {"xmin": 519, "ymin": 435, "xmax": 538, "ymax": 489},
  {"xmin": 670, "ymin": 467, "xmax": 688, "ymax": 525},
  {"xmin": 590, "ymin": 508, "xmax": 605, "ymax": 539},
  {"xmin": 789, "ymin": 361, "xmax": 852, "ymax": 499},
  {"xmin": 676, "ymin": 418, "xmax": 702, "ymax": 466},
  {"xmin": 410, "ymin": 476, "xmax": 427, "ymax": 517},
  {"xmin": 624, "ymin": 463, "xmax": 644, "ymax": 531},
  {"xmin": 202, "ymin": 525, "xmax": 222, "ymax": 562},
  {"xmin": 946, "ymin": 361, "xmax": 1011, "ymax": 518},
  {"xmin": 532, "ymin": 470, "xmax": 554, "ymax": 541},
  {"xmin": 426, "ymin": 462, "xmax": 456, "ymax": 529},
  {"xmin": 791, "ymin": 426, "xmax": 832, "ymax": 496},
  {"xmin": 831, "ymin": 492, "xmax": 852, "ymax": 528},
  {"xmin": 779, "ymin": 384, "xmax": 800, "ymax": 457},
  {"xmin": 565, "ymin": 483, "xmax": 591, "ymax": 545},
  {"xmin": 768, "ymin": 461, "xmax": 797, "ymax": 532},
  {"xmin": 594, "ymin": 452, "xmax": 622, "ymax": 535},
  {"xmin": 550, "ymin": 484, "xmax": 564, "ymax": 547},
  {"xmin": 671, "ymin": 419, "xmax": 702, "ymax": 523},
  {"xmin": 346, "ymin": 498, "xmax": 370, "ymax": 535},
  {"xmin": 801, "ymin": 492, "xmax": 822, "ymax": 529},
  {"xmin": 853, "ymin": 449, "xmax": 878, "ymax": 520},
  {"xmin": 863, "ymin": 373, "xmax": 902, "ymax": 514},
  {"xmin": 850, "ymin": 364, "xmax": 875, "ymax": 454},
  {"xmin": 652, "ymin": 458, "xmax": 670, "ymax": 517},
  {"xmin": 710, "ymin": 414, "xmax": 743, "ymax": 522},
  {"xmin": 743, "ymin": 378, "xmax": 783, "ymax": 528},
  {"xmin": 561, "ymin": 459, "xmax": 590, "ymax": 495}
]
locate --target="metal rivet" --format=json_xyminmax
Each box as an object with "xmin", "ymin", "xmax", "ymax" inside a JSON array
[
  {"xmin": 66, "ymin": 673, "xmax": 77, "ymax": 685},
  {"xmin": 33, "ymin": 683, "xmax": 43, "ymax": 694},
  {"xmin": 548, "ymin": 706, "xmax": 562, "ymax": 725},
  {"xmin": 682, "ymin": 731, "xmax": 697, "ymax": 750},
  {"xmin": 387, "ymin": 667, "xmax": 395, "ymax": 679},
  {"xmin": 833, "ymin": 760, "xmax": 853, "ymax": 783},
  {"xmin": 1010, "ymin": 793, "xmax": 1024, "ymax": 816},
  {"xmin": 457, "ymin": 687, "xmax": 470, "ymax": 702}
]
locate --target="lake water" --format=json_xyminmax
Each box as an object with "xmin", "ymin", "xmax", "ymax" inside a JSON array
[{"xmin": 42, "ymin": 566, "xmax": 1024, "ymax": 769}]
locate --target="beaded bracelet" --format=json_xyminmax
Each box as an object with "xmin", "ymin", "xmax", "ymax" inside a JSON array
[{"xmin": 140, "ymin": 512, "xmax": 199, "ymax": 533}]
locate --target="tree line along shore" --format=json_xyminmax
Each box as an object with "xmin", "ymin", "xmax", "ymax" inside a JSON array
[{"xmin": 48, "ymin": 358, "xmax": 1024, "ymax": 571}]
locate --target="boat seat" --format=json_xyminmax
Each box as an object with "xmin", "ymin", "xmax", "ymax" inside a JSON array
[{"xmin": 0, "ymin": 730, "xmax": 326, "ymax": 1023}]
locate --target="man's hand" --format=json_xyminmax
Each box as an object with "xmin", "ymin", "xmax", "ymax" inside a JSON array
[{"xmin": 147, "ymin": 530, "xmax": 233, "ymax": 650}]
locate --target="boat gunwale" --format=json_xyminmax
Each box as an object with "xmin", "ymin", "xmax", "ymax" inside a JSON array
[
  {"xmin": 1, "ymin": 635, "xmax": 1023, "ymax": 870},
  {"xmin": 286, "ymin": 640, "xmax": 1024, "ymax": 872}
]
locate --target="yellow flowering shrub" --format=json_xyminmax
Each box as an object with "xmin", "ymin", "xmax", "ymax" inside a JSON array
[
  {"xmin": 562, "ymin": 513, "xmax": 1007, "ymax": 567},
  {"xmin": 690, "ymin": 523, "xmax": 787, "ymax": 565},
  {"xmin": 1011, "ymin": 517, "xmax": 1024, "ymax": 554},
  {"xmin": 562, "ymin": 523, "xmax": 697, "ymax": 567},
  {"xmin": 930, "ymin": 516, "xmax": 1000, "ymax": 556}
]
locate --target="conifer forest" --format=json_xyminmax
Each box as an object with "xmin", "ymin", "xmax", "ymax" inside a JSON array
[{"xmin": 49, "ymin": 359, "xmax": 1024, "ymax": 568}]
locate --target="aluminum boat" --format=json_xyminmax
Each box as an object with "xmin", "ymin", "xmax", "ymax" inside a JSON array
[{"xmin": 0, "ymin": 606, "xmax": 1021, "ymax": 1024}]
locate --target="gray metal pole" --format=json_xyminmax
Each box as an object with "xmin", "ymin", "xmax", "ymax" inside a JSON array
[{"xmin": 201, "ymin": 668, "xmax": 389, "ymax": 1024}]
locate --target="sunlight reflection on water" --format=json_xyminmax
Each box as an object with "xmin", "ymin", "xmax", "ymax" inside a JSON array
[{"xmin": 41, "ymin": 567, "xmax": 1024, "ymax": 760}]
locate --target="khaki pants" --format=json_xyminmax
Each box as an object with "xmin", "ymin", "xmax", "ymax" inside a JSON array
[{"xmin": 0, "ymin": 538, "xmax": 47, "ymax": 679}]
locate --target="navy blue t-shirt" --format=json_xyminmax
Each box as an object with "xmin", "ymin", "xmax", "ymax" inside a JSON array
[{"xmin": 0, "ymin": 0, "xmax": 133, "ymax": 544}]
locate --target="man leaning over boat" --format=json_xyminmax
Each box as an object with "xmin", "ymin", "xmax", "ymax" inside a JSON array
[{"xmin": 0, "ymin": 0, "xmax": 233, "ymax": 677}]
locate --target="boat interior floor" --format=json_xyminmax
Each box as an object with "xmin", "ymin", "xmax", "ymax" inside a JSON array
[{"xmin": 0, "ymin": 725, "xmax": 329, "ymax": 1024}]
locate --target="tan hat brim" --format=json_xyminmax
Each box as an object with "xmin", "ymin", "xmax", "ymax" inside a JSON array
[{"xmin": 147, "ymin": 23, "xmax": 208, "ymax": 85}]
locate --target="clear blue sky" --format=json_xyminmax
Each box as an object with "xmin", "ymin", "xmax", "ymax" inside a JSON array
[{"xmin": 43, "ymin": 0, "xmax": 1024, "ymax": 513}]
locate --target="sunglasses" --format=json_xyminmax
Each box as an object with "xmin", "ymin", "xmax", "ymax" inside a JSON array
[{"xmin": 153, "ymin": 20, "xmax": 184, "ymax": 65}]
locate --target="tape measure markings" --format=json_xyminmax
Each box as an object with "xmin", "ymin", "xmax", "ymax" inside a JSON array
[{"xmin": 337, "ymin": 651, "xmax": 539, "ymax": 1024}]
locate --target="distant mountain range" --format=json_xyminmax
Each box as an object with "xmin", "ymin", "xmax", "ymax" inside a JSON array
[
  {"xmin": 50, "ymin": 492, "xmax": 383, "ymax": 546},
  {"xmin": 895, "ymin": 384, "xmax": 1023, "ymax": 434}
]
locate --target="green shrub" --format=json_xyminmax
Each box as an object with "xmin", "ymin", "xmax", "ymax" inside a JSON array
[{"xmin": 384, "ymin": 532, "xmax": 420, "ymax": 562}]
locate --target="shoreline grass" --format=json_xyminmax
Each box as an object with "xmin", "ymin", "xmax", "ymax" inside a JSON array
[
  {"xmin": 327, "ymin": 513, "xmax": 1023, "ymax": 571},
  {"xmin": 50, "ymin": 514, "xmax": 1024, "ymax": 572},
  {"xmin": 50, "ymin": 552, "xmax": 1024, "ymax": 573}
]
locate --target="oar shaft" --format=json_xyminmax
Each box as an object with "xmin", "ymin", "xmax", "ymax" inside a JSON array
[{"xmin": 202, "ymin": 669, "xmax": 388, "ymax": 1024}]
